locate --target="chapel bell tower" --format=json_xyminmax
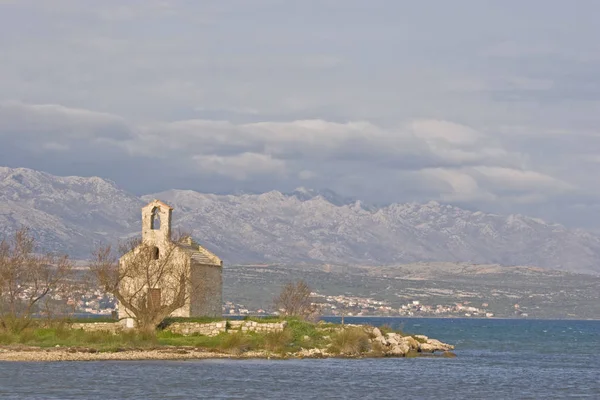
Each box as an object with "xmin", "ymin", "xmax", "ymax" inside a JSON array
[{"xmin": 141, "ymin": 200, "xmax": 173, "ymax": 244}]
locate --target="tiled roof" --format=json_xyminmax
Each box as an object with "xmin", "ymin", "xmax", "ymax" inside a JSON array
[{"xmin": 176, "ymin": 241, "xmax": 222, "ymax": 266}]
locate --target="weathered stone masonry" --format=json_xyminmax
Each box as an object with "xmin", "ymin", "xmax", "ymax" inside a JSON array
[
  {"xmin": 72, "ymin": 321, "xmax": 287, "ymax": 337},
  {"xmin": 166, "ymin": 321, "xmax": 287, "ymax": 336}
]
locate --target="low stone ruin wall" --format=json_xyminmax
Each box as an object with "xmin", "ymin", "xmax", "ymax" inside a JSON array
[
  {"xmin": 71, "ymin": 322, "xmax": 122, "ymax": 334},
  {"xmin": 165, "ymin": 320, "xmax": 287, "ymax": 337},
  {"xmin": 167, "ymin": 321, "xmax": 227, "ymax": 336},
  {"xmin": 228, "ymin": 320, "xmax": 287, "ymax": 334},
  {"xmin": 70, "ymin": 320, "xmax": 288, "ymax": 337}
]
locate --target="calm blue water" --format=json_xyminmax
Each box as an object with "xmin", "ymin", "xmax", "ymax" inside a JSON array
[{"xmin": 1, "ymin": 318, "xmax": 599, "ymax": 399}]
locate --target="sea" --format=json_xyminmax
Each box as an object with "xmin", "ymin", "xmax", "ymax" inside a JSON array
[{"xmin": 1, "ymin": 317, "xmax": 599, "ymax": 399}]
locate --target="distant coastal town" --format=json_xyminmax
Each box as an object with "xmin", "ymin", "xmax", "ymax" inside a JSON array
[{"xmin": 74, "ymin": 288, "xmax": 530, "ymax": 319}]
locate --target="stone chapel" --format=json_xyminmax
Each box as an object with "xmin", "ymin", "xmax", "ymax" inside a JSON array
[{"xmin": 118, "ymin": 199, "xmax": 223, "ymax": 320}]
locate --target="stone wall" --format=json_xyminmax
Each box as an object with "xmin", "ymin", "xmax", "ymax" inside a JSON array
[
  {"xmin": 71, "ymin": 320, "xmax": 287, "ymax": 337},
  {"xmin": 71, "ymin": 322, "xmax": 122, "ymax": 334},
  {"xmin": 190, "ymin": 263, "xmax": 222, "ymax": 318},
  {"xmin": 228, "ymin": 320, "xmax": 286, "ymax": 334},
  {"xmin": 167, "ymin": 321, "xmax": 227, "ymax": 336},
  {"xmin": 165, "ymin": 320, "xmax": 287, "ymax": 337}
]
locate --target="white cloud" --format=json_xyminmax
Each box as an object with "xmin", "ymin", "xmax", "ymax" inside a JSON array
[
  {"xmin": 410, "ymin": 120, "xmax": 481, "ymax": 145},
  {"xmin": 0, "ymin": 102, "xmax": 126, "ymax": 135},
  {"xmin": 1, "ymin": 101, "xmax": 582, "ymax": 209},
  {"xmin": 192, "ymin": 153, "xmax": 287, "ymax": 180},
  {"xmin": 472, "ymin": 167, "xmax": 572, "ymax": 192},
  {"xmin": 420, "ymin": 168, "xmax": 492, "ymax": 202}
]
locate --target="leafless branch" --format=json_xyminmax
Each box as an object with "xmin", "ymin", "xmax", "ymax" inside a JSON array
[
  {"xmin": 273, "ymin": 280, "xmax": 319, "ymax": 321},
  {"xmin": 0, "ymin": 228, "xmax": 74, "ymax": 332},
  {"xmin": 90, "ymin": 238, "xmax": 196, "ymax": 331}
]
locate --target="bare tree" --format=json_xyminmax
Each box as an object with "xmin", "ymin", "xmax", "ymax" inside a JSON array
[
  {"xmin": 90, "ymin": 233, "xmax": 195, "ymax": 332},
  {"xmin": 0, "ymin": 228, "xmax": 74, "ymax": 332},
  {"xmin": 273, "ymin": 280, "xmax": 318, "ymax": 320}
]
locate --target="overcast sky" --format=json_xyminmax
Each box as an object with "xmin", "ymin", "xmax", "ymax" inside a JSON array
[{"xmin": 1, "ymin": 0, "xmax": 600, "ymax": 230}]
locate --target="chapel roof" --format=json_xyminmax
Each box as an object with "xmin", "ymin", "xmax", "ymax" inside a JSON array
[{"xmin": 176, "ymin": 238, "xmax": 222, "ymax": 266}]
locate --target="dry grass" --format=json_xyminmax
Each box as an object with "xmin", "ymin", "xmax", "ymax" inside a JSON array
[{"xmin": 329, "ymin": 327, "xmax": 370, "ymax": 355}]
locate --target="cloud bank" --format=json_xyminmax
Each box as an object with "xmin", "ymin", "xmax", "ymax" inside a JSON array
[{"xmin": 1, "ymin": 101, "xmax": 595, "ymax": 229}]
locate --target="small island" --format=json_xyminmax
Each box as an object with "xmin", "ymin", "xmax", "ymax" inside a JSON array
[
  {"xmin": 0, "ymin": 317, "xmax": 454, "ymax": 362},
  {"xmin": 0, "ymin": 200, "xmax": 453, "ymax": 362}
]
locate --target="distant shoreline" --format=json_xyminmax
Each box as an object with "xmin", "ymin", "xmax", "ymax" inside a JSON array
[
  {"xmin": 0, "ymin": 348, "xmax": 274, "ymax": 362},
  {"xmin": 0, "ymin": 347, "xmax": 456, "ymax": 362}
]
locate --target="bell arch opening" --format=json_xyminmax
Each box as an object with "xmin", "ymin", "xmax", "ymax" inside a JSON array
[{"xmin": 150, "ymin": 207, "xmax": 161, "ymax": 230}]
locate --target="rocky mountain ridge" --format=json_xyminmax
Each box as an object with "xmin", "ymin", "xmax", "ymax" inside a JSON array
[{"xmin": 1, "ymin": 166, "xmax": 599, "ymax": 274}]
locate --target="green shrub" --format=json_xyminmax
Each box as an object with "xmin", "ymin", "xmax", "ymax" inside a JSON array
[
  {"xmin": 283, "ymin": 318, "xmax": 328, "ymax": 350},
  {"xmin": 286, "ymin": 318, "xmax": 318, "ymax": 341},
  {"xmin": 329, "ymin": 327, "xmax": 370, "ymax": 355}
]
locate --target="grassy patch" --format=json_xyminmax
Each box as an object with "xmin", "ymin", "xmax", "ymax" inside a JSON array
[
  {"xmin": 156, "ymin": 330, "xmax": 225, "ymax": 349},
  {"xmin": 0, "ymin": 326, "xmax": 159, "ymax": 351},
  {"xmin": 285, "ymin": 318, "xmax": 325, "ymax": 350}
]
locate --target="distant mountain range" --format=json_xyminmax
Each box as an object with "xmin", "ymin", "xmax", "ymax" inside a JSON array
[{"xmin": 1, "ymin": 166, "xmax": 599, "ymax": 274}]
